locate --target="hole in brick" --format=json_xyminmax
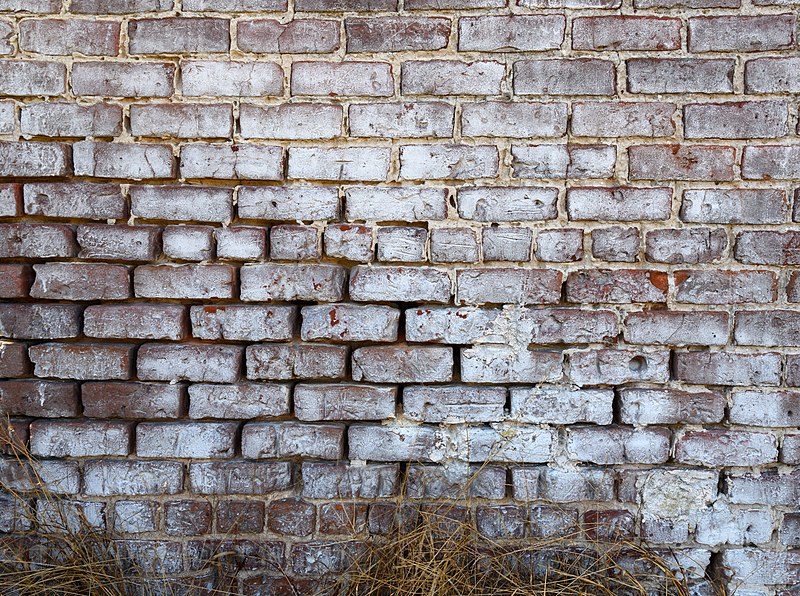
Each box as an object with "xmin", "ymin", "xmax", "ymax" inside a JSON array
[{"xmin": 628, "ymin": 356, "xmax": 647, "ymax": 373}]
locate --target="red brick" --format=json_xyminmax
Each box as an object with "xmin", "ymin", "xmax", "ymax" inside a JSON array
[
  {"xmin": 572, "ymin": 17, "xmax": 680, "ymax": 51},
  {"xmin": 77, "ymin": 225, "xmax": 161, "ymax": 263},
  {"xmin": 71, "ymin": 62, "xmax": 175, "ymax": 98},
  {"xmin": 0, "ymin": 264, "xmax": 33, "ymax": 298},
  {"xmin": 476, "ymin": 505, "xmax": 525, "ymax": 538},
  {"xmin": 0, "ymin": 304, "xmax": 81, "ymax": 339},
  {"xmin": 0, "ymin": 342, "xmax": 29, "ymax": 378},
  {"xmin": 735, "ymin": 231, "xmax": 800, "ymax": 265},
  {"xmin": 84, "ymin": 304, "xmax": 187, "ymax": 340},
  {"xmin": 514, "ymin": 59, "xmax": 615, "ymax": 96},
  {"xmin": 788, "ymin": 272, "xmax": 800, "ymax": 303},
  {"xmin": 19, "ymin": 18, "xmax": 120, "ymax": 55},
  {"xmin": 319, "ymin": 503, "xmax": 368, "ymax": 535},
  {"xmin": 82, "ymin": 382, "xmax": 185, "ymax": 419},
  {"xmin": 184, "ymin": 0, "xmax": 286, "ymax": 9},
  {"xmin": 30, "ymin": 420, "xmax": 133, "ymax": 457},
  {"xmin": 565, "ymin": 269, "xmax": 667, "ymax": 303},
  {"xmin": 745, "ymin": 57, "xmax": 800, "ymax": 94},
  {"xmin": 217, "ymin": 500, "xmax": 265, "ymax": 534},
  {"xmin": 164, "ymin": 500, "xmax": 212, "ymax": 536},
  {"xmin": 0, "ymin": 60, "xmax": 65, "ymax": 96},
  {"xmin": 237, "ymin": 19, "xmax": 339, "ymax": 53},
  {"xmin": 295, "ymin": 0, "xmax": 396, "ymax": 10},
  {"xmin": 742, "ymin": 146, "xmax": 800, "ymax": 180},
  {"xmin": 688, "ymin": 15, "xmax": 795, "ymax": 52},
  {"xmin": 0, "ymin": 223, "xmax": 76, "ymax": 258},
  {"xmin": 128, "ymin": 18, "xmax": 230, "ymax": 54},
  {"xmin": 71, "ymin": 0, "xmax": 173, "ymax": 12},
  {"xmin": 268, "ymin": 499, "xmax": 316, "ymax": 537},
  {"xmin": 0, "ymin": 380, "xmax": 79, "ymax": 417},
  {"xmin": 0, "ymin": 419, "xmax": 29, "ymax": 455},
  {"xmin": 675, "ymin": 270, "xmax": 777, "ymax": 304},
  {"xmin": 347, "ymin": 17, "xmax": 450, "ymax": 52},
  {"xmin": 0, "ymin": 0, "xmax": 61, "ymax": 11},
  {"xmin": 29, "ymin": 343, "xmax": 135, "ymax": 381},
  {"xmin": 134, "ymin": 264, "xmax": 237, "ymax": 300},
  {"xmin": 673, "ymin": 351, "xmax": 781, "ymax": 386},
  {"xmin": 30, "ymin": 263, "xmax": 130, "ymax": 301},
  {"xmin": 584, "ymin": 510, "xmax": 635, "ymax": 541},
  {"xmin": 628, "ymin": 145, "xmax": 735, "ymax": 181},
  {"xmin": 138, "ymin": 343, "xmax": 243, "ymax": 383}
]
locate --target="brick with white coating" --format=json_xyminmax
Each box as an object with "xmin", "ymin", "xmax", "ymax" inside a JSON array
[
  {"xmin": 246, "ymin": 343, "xmax": 347, "ymax": 380},
  {"xmin": 241, "ymin": 422, "xmax": 344, "ymax": 459},
  {"xmin": 511, "ymin": 144, "xmax": 615, "ymax": 180},
  {"xmin": 188, "ymin": 383, "xmax": 290, "ymax": 419},
  {"xmin": 457, "ymin": 268, "xmax": 562, "ymax": 305},
  {"xmin": 182, "ymin": 60, "xmax": 283, "ymax": 97},
  {"xmin": 137, "ymin": 422, "xmax": 238, "ymax": 459},
  {"xmin": 291, "ymin": 61, "xmax": 392, "ymax": 97},
  {"xmin": 288, "ymin": 147, "xmax": 389, "ymax": 182},
  {"xmin": 400, "ymin": 145, "xmax": 498, "ymax": 180},
  {"xmin": 31, "ymin": 420, "xmax": 132, "ymax": 457},
  {"xmin": 402, "ymin": 60, "xmax": 504, "ymax": 96},
  {"xmin": 241, "ymin": 264, "xmax": 346, "ymax": 302},
  {"xmin": 349, "ymin": 102, "xmax": 453, "ymax": 138},
  {"xmin": 352, "ymin": 346, "xmax": 453, "ymax": 383},
  {"xmin": 569, "ymin": 349, "xmax": 670, "ymax": 385},
  {"xmin": 73, "ymin": 141, "xmax": 175, "ymax": 180},
  {"xmin": 461, "ymin": 345, "xmax": 562, "ymax": 383},
  {"xmin": 673, "ymin": 352, "xmax": 781, "ymax": 386},
  {"xmin": 510, "ymin": 385, "xmax": 613, "ymax": 424},
  {"xmin": 240, "ymin": 104, "xmax": 342, "ymax": 140},
  {"xmin": 301, "ymin": 304, "xmax": 400, "ymax": 342},
  {"xmin": 350, "ymin": 266, "xmax": 451, "ymax": 303},
  {"xmin": 458, "ymin": 15, "xmax": 565, "ymax": 52},
  {"xmin": 403, "ymin": 385, "xmax": 505, "ymax": 423},
  {"xmin": 295, "ymin": 384, "xmax": 396, "ymax": 421},
  {"xmin": 191, "ymin": 305, "xmax": 296, "ymax": 342},
  {"xmin": 137, "ymin": 343, "xmax": 243, "ymax": 383}
]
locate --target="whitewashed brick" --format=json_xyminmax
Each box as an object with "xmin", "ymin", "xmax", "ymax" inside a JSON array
[{"xmin": 288, "ymin": 147, "xmax": 389, "ymax": 181}]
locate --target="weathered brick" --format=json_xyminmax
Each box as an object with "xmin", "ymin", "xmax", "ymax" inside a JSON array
[
  {"xmin": 457, "ymin": 187, "xmax": 557, "ymax": 222},
  {"xmin": 0, "ymin": 0, "xmax": 61, "ymax": 11},
  {"xmin": 727, "ymin": 470, "xmax": 800, "ymax": 506},
  {"xmin": 645, "ymin": 228, "xmax": 727, "ymax": 264},
  {"xmin": 301, "ymin": 304, "xmax": 399, "ymax": 342},
  {"xmin": 292, "ymin": 61, "xmax": 392, "ymax": 97},
  {"xmin": 735, "ymin": 231, "xmax": 800, "ymax": 265},
  {"xmin": 619, "ymin": 388, "xmax": 725, "ymax": 425},
  {"xmin": 323, "ymin": 225, "xmax": 370, "ymax": 261},
  {"xmin": 188, "ymin": 383, "xmax": 290, "ymax": 419},
  {"xmin": 183, "ymin": 0, "xmax": 286, "ymax": 10},
  {"xmin": 78, "ymin": 225, "xmax": 161, "ymax": 263},
  {"xmin": 21, "ymin": 102, "xmax": 122, "ymax": 138},
  {"xmin": 134, "ymin": 265, "xmax": 236, "ymax": 300},
  {"xmin": 162, "ymin": 225, "xmax": 214, "ymax": 261},
  {"xmin": 569, "ymin": 349, "xmax": 670, "ymax": 385},
  {"xmin": 238, "ymin": 19, "xmax": 339, "ymax": 53},
  {"xmin": 734, "ymin": 311, "xmax": 800, "ymax": 347},
  {"xmin": 82, "ymin": 382, "xmax": 185, "ymax": 419},
  {"xmin": 676, "ymin": 430, "xmax": 778, "ymax": 467},
  {"xmin": 24, "ymin": 183, "xmax": 125, "ymax": 220},
  {"xmin": 0, "ymin": 183, "xmax": 20, "ymax": 217},
  {"xmin": 301, "ymin": 462, "xmax": 398, "ymax": 499},
  {"xmin": 0, "ymin": 223, "xmax": 76, "ymax": 258},
  {"xmin": 346, "ymin": 187, "xmax": 446, "ymax": 222},
  {"xmin": 295, "ymin": 384, "xmax": 396, "ymax": 421},
  {"xmin": 114, "ymin": 501, "xmax": 159, "ymax": 533},
  {"xmin": 352, "ymin": 346, "xmax": 452, "ymax": 382},
  {"xmin": 73, "ymin": 141, "xmax": 175, "ymax": 180},
  {"xmin": 572, "ymin": 17, "xmax": 680, "ymax": 51},
  {"xmin": 461, "ymin": 345, "xmax": 562, "ymax": 383},
  {"xmin": 406, "ymin": 0, "xmax": 500, "ymax": 8},
  {"xmin": 246, "ymin": 343, "xmax": 347, "ymax": 380},
  {"xmin": 217, "ymin": 500, "xmax": 265, "ymax": 534},
  {"xmin": 629, "ymin": 145, "xmax": 734, "ymax": 181},
  {"xmin": 189, "ymin": 461, "xmax": 292, "ymax": 495},
  {"xmin": 684, "ymin": 101, "xmax": 788, "ymax": 139},
  {"xmin": 510, "ymin": 385, "xmax": 612, "ymax": 424},
  {"xmin": 377, "ymin": 227, "xmax": 427, "ymax": 262},
  {"xmin": 242, "ymin": 422, "xmax": 344, "ymax": 459},
  {"xmin": 240, "ymin": 104, "xmax": 341, "ymax": 140},
  {"xmin": 626, "ymin": 58, "xmax": 734, "ymax": 94},
  {"xmin": 459, "ymin": 15, "xmax": 565, "ymax": 51},
  {"xmin": 730, "ymin": 390, "xmax": 800, "ymax": 428},
  {"xmin": 130, "ymin": 104, "xmax": 233, "ymax": 139},
  {"xmin": 511, "ymin": 144, "xmax": 616, "ymax": 180},
  {"xmin": 296, "ymin": 0, "xmax": 396, "ymax": 10},
  {"xmin": 675, "ymin": 270, "xmax": 776, "ymax": 305},
  {"xmin": 460, "ymin": 425, "xmax": 556, "ymax": 463},
  {"xmin": 239, "ymin": 186, "xmax": 339, "ymax": 222},
  {"xmin": 30, "ymin": 420, "xmax": 133, "ymax": 457},
  {"xmin": 0, "ymin": 380, "xmax": 79, "ymax": 417},
  {"xmin": 0, "ymin": 101, "xmax": 12, "ymax": 132},
  {"xmin": 571, "ymin": 102, "xmax": 675, "ymax": 137},
  {"xmin": 688, "ymin": 15, "xmax": 795, "ymax": 52},
  {"xmin": 181, "ymin": 143, "xmax": 282, "ymax": 180},
  {"xmin": 30, "ymin": 343, "xmax": 135, "ymax": 380},
  {"xmin": 0, "ymin": 304, "xmax": 80, "ymax": 339},
  {"xmin": 350, "ymin": 265, "xmax": 450, "ymax": 303},
  {"xmin": 624, "ymin": 311, "xmax": 728, "ymax": 346},
  {"xmin": 241, "ymin": 264, "xmax": 346, "ymax": 302},
  {"xmin": 533, "ymin": 229, "xmax": 582, "ymax": 262},
  {"xmin": 191, "ymin": 305, "xmax": 295, "ymax": 342},
  {"xmin": 565, "ymin": 269, "xmax": 667, "ymax": 303},
  {"xmin": 347, "ymin": 17, "xmax": 450, "ymax": 52},
  {"xmin": 406, "ymin": 465, "xmax": 504, "ymax": 500},
  {"xmin": 137, "ymin": 422, "xmax": 237, "ymax": 459},
  {"xmin": 348, "ymin": 425, "xmax": 447, "ymax": 462},
  {"xmin": 270, "ymin": 225, "xmax": 319, "ymax": 261},
  {"xmin": 457, "ymin": 268, "xmax": 561, "ymax": 305},
  {"xmin": 404, "ymin": 385, "xmax": 504, "ymax": 423},
  {"xmin": 131, "ymin": 186, "xmax": 232, "ymax": 223},
  {"xmin": 462, "ymin": 102, "xmax": 566, "ymax": 138},
  {"xmin": 319, "ymin": 503, "xmax": 368, "ymax": 535},
  {"xmin": 214, "ymin": 227, "xmax": 266, "ymax": 260},
  {"xmin": 681, "ymin": 189, "xmax": 788, "ymax": 224},
  {"xmin": 19, "ymin": 18, "xmax": 120, "ymax": 55},
  {"xmin": 402, "ymin": 60, "xmax": 504, "ymax": 96},
  {"xmin": 514, "ymin": 59, "xmax": 615, "ymax": 96},
  {"xmin": 0, "ymin": 265, "xmax": 30, "ymax": 299},
  {"xmin": 634, "ymin": 0, "xmax": 737, "ymax": 6},
  {"xmin": 0, "ymin": 342, "xmax": 30, "ymax": 377},
  {"xmin": 513, "ymin": 467, "xmax": 615, "ymax": 503},
  {"xmin": 742, "ymin": 146, "xmax": 800, "ymax": 180},
  {"xmin": 288, "ymin": 147, "xmax": 389, "ymax": 181},
  {"xmin": 673, "ymin": 352, "xmax": 781, "ymax": 386},
  {"xmin": 745, "ymin": 57, "xmax": 800, "ymax": 93},
  {"xmin": 567, "ymin": 187, "xmax": 670, "ymax": 222},
  {"xmin": 30, "ymin": 263, "xmax": 129, "ymax": 301},
  {"xmin": 85, "ymin": 304, "xmax": 186, "ymax": 341},
  {"xmin": 566, "ymin": 426, "xmax": 670, "ymax": 464},
  {"xmin": 350, "ymin": 102, "xmax": 453, "ymax": 138},
  {"xmin": 0, "ymin": 60, "xmax": 65, "ymax": 96},
  {"xmin": 182, "ymin": 60, "xmax": 283, "ymax": 97},
  {"xmin": 0, "ymin": 142, "xmax": 69, "ymax": 177},
  {"xmin": 71, "ymin": 0, "xmax": 173, "ymax": 12},
  {"xmin": 267, "ymin": 498, "xmax": 315, "ymax": 536},
  {"xmin": 138, "ymin": 343, "xmax": 243, "ymax": 383},
  {"xmin": 129, "ymin": 18, "xmax": 230, "ymax": 54},
  {"xmin": 71, "ymin": 62, "xmax": 175, "ymax": 97},
  {"xmin": 482, "ymin": 226, "xmax": 531, "ymax": 261},
  {"xmin": 430, "ymin": 228, "xmax": 478, "ymax": 263}
]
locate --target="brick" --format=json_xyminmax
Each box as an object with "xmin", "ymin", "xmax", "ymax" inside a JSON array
[
  {"xmin": 742, "ymin": 146, "xmax": 800, "ymax": 180},
  {"xmin": 565, "ymin": 269, "xmax": 666, "ymax": 303},
  {"xmin": 676, "ymin": 430, "xmax": 777, "ymax": 467},
  {"xmin": 71, "ymin": 0, "xmax": 173, "ymax": 12},
  {"xmin": 301, "ymin": 304, "xmax": 399, "ymax": 342},
  {"xmin": 130, "ymin": 104, "xmax": 232, "ymax": 139},
  {"xmin": 619, "ymin": 388, "xmax": 725, "ymax": 425},
  {"xmin": 377, "ymin": 227, "xmax": 426, "ymax": 262},
  {"xmin": 349, "ymin": 265, "xmax": 451, "ymax": 303},
  {"xmin": 511, "ymin": 144, "xmax": 615, "ymax": 179},
  {"xmin": 0, "ymin": 304, "xmax": 80, "ymax": 339},
  {"xmin": 745, "ymin": 57, "xmax": 800, "ymax": 93},
  {"xmin": 0, "ymin": 342, "xmax": 30, "ymax": 377},
  {"xmin": 71, "ymin": 62, "xmax": 175, "ymax": 97},
  {"xmin": 0, "ymin": 264, "xmax": 32, "ymax": 298},
  {"xmin": 535, "ymin": 228, "xmax": 583, "ymax": 262},
  {"xmin": 626, "ymin": 59, "xmax": 734, "ymax": 94},
  {"xmin": 30, "ymin": 343, "xmax": 134, "ymax": 380},
  {"xmin": 0, "ymin": 380, "xmax": 78, "ymax": 417},
  {"xmin": 239, "ymin": 186, "xmax": 338, "ymax": 222},
  {"xmin": 73, "ymin": 141, "xmax": 175, "ymax": 180},
  {"xmin": 461, "ymin": 345, "xmax": 561, "ymax": 383},
  {"xmin": 783, "ymin": 435, "xmax": 800, "ymax": 464},
  {"xmin": 510, "ymin": 385, "xmax": 612, "ymax": 424},
  {"xmin": 0, "ymin": 142, "xmax": 69, "ymax": 177},
  {"xmin": 0, "ymin": 101, "xmax": 11, "ymax": 132},
  {"xmin": 189, "ymin": 461, "xmax": 292, "ymax": 495},
  {"xmin": 401, "ymin": 145, "xmax": 498, "ymax": 180},
  {"xmin": 238, "ymin": 19, "xmax": 339, "ymax": 53},
  {"xmin": 0, "ymin": 0, "xmax": 61, "ymax": 11},
  {"xmin": 635, "ymin": 0, "xmax": 737, "ymax": 6},
  {"xmin": 406, "ymin": 465, "xmax": 504, "ymax": 499},
  {"xmin": 734, "ymin": 311, "xmax": 800, "ymax": 347},
  {"xmin": 131, "ymin": 185, "xmax": 232, "ymax": 223},
  {"xmin": 461, "ymin": 102, "xmax": 566, "ymax": 138},
  {"xmin": 514, "ymin": 59, "xmax": 615, "ymax": 96},
  {"xmin": 246, "ymin": 343, "xmax": 347, "ymax": 380},
  {"xmin": 736, "ymin": 231, "xmax": 800, "ymax": 265},
  {"xmin": 267, "ymin": 498, "xmax": 315, "ymax": 537},
  {"xmin": 137, "ymin": 422, "xmax": 237, "ymax": 458},
  {"xmin": 571, "ymin": 102, "xmax": 675, "ymax": 137},
  {"xmin": 681, "ymin": 189, "xmax": 788, "ymax": 224},
  {"xmin": 461, "ymin": 425, "xmax": 556, "ymax": 463},
  {"xmin": 288, "ymin": 147, "xmax": 388, "ymax": 182},
  {"xmin": 572, "ymin": 17, "xmax": 680, "ymax": 51},
  {"xmin": 242, "ymin": 422, "xmax": 344, "ymax": 459},
  {"xmin": 570, "ymin": 349, "xmax": 670, "ymax": 385},
  {"xmin": 645, "ymin": 228, "xmax": 727, "ymax": 264},
  {"xmin": 348, "ymin": 425, "xmax": 447, "ymax": 462},
  {"xmin": 240, "ymin": 104, "xmax": 341, "ymax": 140},
  {"xmin": 728, "ymin": 470, "xmax": 800, "ymax": 506},
  {"xmin": 0, "ymin": 222, "xmax": 76, "ymax": 258},
  {"xmin": 181, "ymin": 143, "xmax": 282, "ymax": 180},
  {"xmin": 459, "ymin": 15, "xmax": 565, "ymax": 51},
  {"xmin": 322, "ymin": 225, "xmax": 372, "ymax": 262},
  {"xmin": 217, "ymin": 501, "xmax": 265, "ymax": 534},
  {"xmin": 352, "ymin": 346, "xmax": 452, "ymax": 383},
  {"xmin": 567, "ymin": 187, "xmax": 670, "ymax": 223},
  {"xmin": 319, "ymin": 503, "xmax": 367, "ymax": 535},
  {"xmin": 730, "ymin": 390, "xmax": 800, "ymax": 427},
  {"xmin": 30, "ymin": 420, "xmax": 132, "ymax": 457},
  {"xmin": 241, "ymin": 264, "xmax": 346, "ymax": 302},
  {"xmin": 296, "ymin": 0, "xmax": 396, "ymax": 10},
  {"xmin": 182, "ymin": 60, "xmax": 283, "ymax": 97},
  {"xmin": 0, "ymin": 60, "xmax": 65, "ymax": 96},
  {"xmin": 402, "ymin": 60, "xmax": 504, "ymax": 96},
  {"xmin": 624, "ymin": 311, "xmax": 728, "ymax": 346},
  {"xmin": 129, "ymin": 18, "xmax": 230, "ymax": 54},
  {"xmin": 78, "ymin": 225, "xmax": 161, "ymax": 263},
  {"xmin": 476, "ymin": 505, "xmax": 525, "ymax": 539},
  {"xmin": 23, "ymin": 183, "xmax": 125, "ymax": 220},
  {"xmin": 407, "ymin": 0, "xmax": 501, "ymax": 7},
  {"xmin": 347, "ymin": 17, "xmax": 450, "ymax": 52},
  {"xmin": 430, "ymin": 228, "xmax": 478, "ymax": 263},
  {"xmin": 85, "ymin": 304, "xmax": 186, "ymax": 340},
  {"xmin": 513, "ymin": 467, "xmax": 614, "ymax": 502},
  {"xmin": 183, "ymin": 0, "xmax": 286, "ymax": 9},
  {"xmin": 688, "ymin": 15, "xmax": 795, "ymax": 52},
  {"xmin": 675, "ymin": 270, "xmax": 776, "ymax": 304},
  {"xmin": 270, "ymin": 225, "xmax": 319, "ymax": 261},
  {"xmin": 291, "ymin": 62, "xmax": 392, "ymax": 97},
  {"xmin": 345, "ymin": 187, "xmax": 446, "ymax": 223},
  {"xmin": 566, "ymin": 426, "xmax": 670, "ymax": 464},
  {"xmin": 19, "ymin": 19, "xmax": 119, "ymax": 55},
  {"xmin": 403, "ymin": 385, "xmax": 504, "ymax": 423},
  {"xmin": 630, "ymin": 145, "xmax": 734, "ymax": 182},
  {"xmin": 134, "ymin": 265, "xmax": 236, "ymax": 299},
  {"xmin": 789, "ymin": 273, "xmax": 800, "ymax": 303},
  {"xmin": 457, "ymin": 268, "xmax": 561, "ymax": 305},
  {"xmin": 673, "ymin": 352, "xmax": 781, "ymax": 386},
  {"xmin": 82, "ymin": 382, "xmax": 185, "ymax": 419},
  {"xmin": 188, "ymin": 383, "xmax": 290, "ymax": 419},
  {"xmin": 137, "ymin": 343, "xmax": 243, "ymax": 383},
  {"xmin": 301, "ymin": 462, "xmax": 398, "ymax": 499},
  {"xmin": 684, "ymin": 101, "xmax": 788, "ymax": 140},
  {"xmin": 21, "ymin": 102, "xmax": 122, "ymax": 138},
  {"xmin": 215, "ymin": 227, "xmax": 266, "ymax": 260},
  {"xmin": 295, "ymin": 384, "xmax": 396, "ymax": 421},
  {"xmin": 84, "ymin": 460, "xmax": 182, "ymax": 496},
  {"xmin": 0, "ymin": 183, "xmax": 20, "ymax": 217},
  {"xmin": 30, "ymin": 263, "xmax": 129, "ymax": 301},
  {"xmin": 350, "ymin": 102, "xmax": 453, "ymax": 139},
  {"xmin": 114, "ymin": 501, "xmax": 159, "ymax": 533},
  {"xmin": 481, "ymin": 227, "xmax": 530, "ymax": 261},
  {"xmin": 162, "ymin": 225, "xmax": 214, "ymax": 261},
  {"xmin": 191, "ymin": 305, "xmax": 295, "ymax": 342},
  {"xmin": 457, "ymin": 187, "xmax": 557, "ymax": 222}
]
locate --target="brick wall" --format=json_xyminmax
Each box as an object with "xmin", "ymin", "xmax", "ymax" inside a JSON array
[{"xmin": 0, "ymin": 0, "xmax": 799, "ymax": 593}]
